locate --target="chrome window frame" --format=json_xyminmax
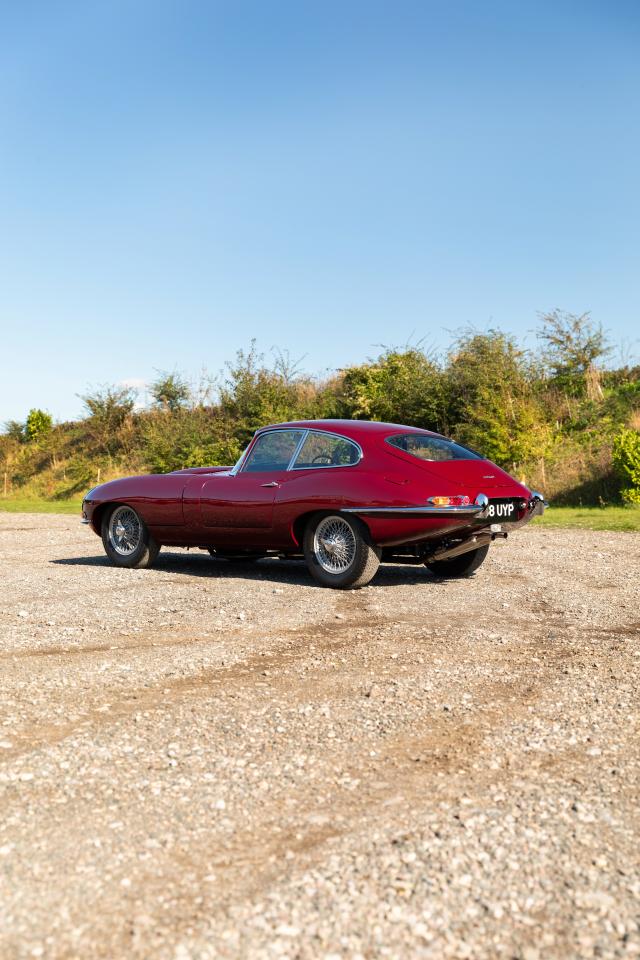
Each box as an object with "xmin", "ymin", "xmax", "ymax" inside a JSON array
[
  {"xmin": 234, "ymin": 428, "xmax": 363, "ymax": 475},
  {"xmin": 289, "ymin": 429, "xmax": 362, "ymax": 471},
  {"xmin": 233, "ymin": 428, "xmax": 307, "ymax": 475}
]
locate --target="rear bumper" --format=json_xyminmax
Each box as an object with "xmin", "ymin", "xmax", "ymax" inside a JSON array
[
  {"xmin": 343, "ymin": 492, "xmax": 547, "ymax": 524},
  {"xmin": 497, "ymin": 492, "xmax": 546, "ymax": 528}
]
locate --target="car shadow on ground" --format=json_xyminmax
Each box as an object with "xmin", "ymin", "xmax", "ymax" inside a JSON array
[{"xmin": 52, "ymin": 552, "xmax": 443, "ymax": 587}]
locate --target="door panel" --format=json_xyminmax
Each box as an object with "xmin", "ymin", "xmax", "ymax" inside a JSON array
[{"xmin": 200, "ymin": 472, "xmax": 282, "ymax": 528}]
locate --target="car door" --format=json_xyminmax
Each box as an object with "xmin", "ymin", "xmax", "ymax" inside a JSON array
[{"xmin": 199, "ymin": 429, "xmax": 305, "ymax": 529}]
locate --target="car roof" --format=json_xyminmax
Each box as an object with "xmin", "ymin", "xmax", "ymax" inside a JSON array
[{"xmin": 257, "ymin": 419, "xmax": 445, "ymax": 441}]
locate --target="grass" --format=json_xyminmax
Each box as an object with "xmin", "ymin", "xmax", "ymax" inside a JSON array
[
  {"xmin": 1, "ymin": 496, "xmax": 639, "ymax": 531},
  {"xmin": 0, "ymin": 496, "xmax": 83, "ymax": 515},
  {"xmin": 533, "ymin": 504, "xmax": 640, "ymax": 532}
]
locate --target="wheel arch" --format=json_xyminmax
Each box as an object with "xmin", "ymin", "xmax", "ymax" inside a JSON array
[
  {"xmin": 92, "ymin": 500, "xmax": 122, "ymax": 536},
  {"xmin": 291, "ymin": 509, "xmax": 373, "ymax": 549}
]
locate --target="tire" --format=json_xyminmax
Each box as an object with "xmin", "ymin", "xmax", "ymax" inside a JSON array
[
  {"xmin": 101, "ymin": 504, "xmax": 160, "ymax": 569},
  {"xmin": 303, "ymin": 513, "xmax": 381, "ymax": 589},
  {"xmin": 425, "ymin": 544, "xmax": 489, "ymax": 578}
]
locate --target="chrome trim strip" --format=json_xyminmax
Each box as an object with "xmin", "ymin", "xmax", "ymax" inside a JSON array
[
  {"xmin": 229, "ymin": 445, "xmax": 251, "ymax": 476},
  {"xmin": 287, "ymin": 429, "xmax": 310, "ymax": 470},
  {"xmin": 342, "ymin": 505, "xmax": 485, "ymax": 517}
]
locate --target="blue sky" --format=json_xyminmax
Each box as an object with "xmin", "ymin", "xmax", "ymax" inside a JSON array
[{"xmin": 1, "ymin": 0, "xmax": 639, "ymax": 421}]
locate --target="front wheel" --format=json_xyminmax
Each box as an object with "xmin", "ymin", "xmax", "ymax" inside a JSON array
[
  {"xmin": 303, "ymin": 513, "xmax": 381, "ymax": 589},
  {"xmin": 425, "ymin": 544, "xmax": 489, "ymax": 578},
  {"xmin": 101, "ymin": 504, "xmax": 160, "ymax": 569}
]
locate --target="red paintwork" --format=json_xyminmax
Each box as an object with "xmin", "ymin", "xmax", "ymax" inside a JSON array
[{"xmin": 82, "ymin": 420, "xmax": 534, "ymax": 552}]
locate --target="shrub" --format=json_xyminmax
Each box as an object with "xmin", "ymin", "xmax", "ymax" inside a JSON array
[
  {"xmin": 141, "ymin": 407, "xmax": 242, "ymax": 473},
  {"xmin": 79, "ymin": 385, "xmax": 137, "ymax": 458},
  {"xmin": 219, "ymin": 344, "xmax": 321, "ymax": 443},
  {"xmin": 332, "ymin": 348, "xmax": 447, "ymax": 432},
  {"xmin": 25, "ymin": 409, "xmax": 53, "ymax": 441},
  {"xmin": 150, "ymin": 371, "xmax": 191, "ymax": 412},
  {"xmin": 446, "ymin": 331, "xmax": 550, "ymax": 468},
  {"xmin": 3, "ymin": 420, "xmax": 25, "ymax": 442},
  {"xmin": 612, "ymin": 429, "xmax": 640, "ymax": 503}
]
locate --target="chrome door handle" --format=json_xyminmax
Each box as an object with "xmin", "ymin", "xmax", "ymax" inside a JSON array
[{"xmin": 261, "ymin": 481, "xmax": 280, "ymax": 488}]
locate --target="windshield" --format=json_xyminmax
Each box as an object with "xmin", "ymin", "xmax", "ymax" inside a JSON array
[
  {"xmin": 231, "ymin": 444, "xmax": 251, "ymax": 474},
  {"xmin": 386, "ymin": 434, "xmax": 482, "ymax": 461}
]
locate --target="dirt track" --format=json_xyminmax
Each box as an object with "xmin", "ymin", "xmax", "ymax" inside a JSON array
[{"xmin": 0, "ymin": 513, "xmax": 639, "ymax": 959}]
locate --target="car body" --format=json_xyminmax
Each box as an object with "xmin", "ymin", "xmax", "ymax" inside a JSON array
[{"xmin": 82, "ymin": 419, "xmax": 546, "ymax": 588}]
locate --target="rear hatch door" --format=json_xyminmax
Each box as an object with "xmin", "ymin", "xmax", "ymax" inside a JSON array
[{"xmin": 412, "ymin": 459, "xmax": 521, "ymax": 491}]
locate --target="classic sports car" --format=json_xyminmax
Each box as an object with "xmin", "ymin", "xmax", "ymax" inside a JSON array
[{"xmin": 82, "ymin": 419, "xmax": 546, "ymax": 589}]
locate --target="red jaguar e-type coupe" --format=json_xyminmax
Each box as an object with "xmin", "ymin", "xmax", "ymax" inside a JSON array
[{"xmin": 82, "ymin": 419, "xmax": 546, "ymax": 588}]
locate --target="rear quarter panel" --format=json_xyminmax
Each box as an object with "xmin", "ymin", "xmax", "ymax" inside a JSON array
[
  {"xmin": 341, "ymin": 466, "xmax": 484, "ymax": 546},
  {"xmin": 273, "ymin": 462, "xmax": 482, "ymax": 549}
]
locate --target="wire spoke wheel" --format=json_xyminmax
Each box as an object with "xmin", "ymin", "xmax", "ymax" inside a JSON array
[
  {"xmin": 313, "ymin": 516, "xmax": 357, "ymax": 574},
  {"xmin": 108, "ymin": 506, "xmax": 142, "ymax": 556},
  {"xmin": 304, "ymin": 513, "xmax": 381, "ymax": 588}
]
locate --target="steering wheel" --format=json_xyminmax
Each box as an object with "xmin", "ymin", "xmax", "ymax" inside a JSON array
[{"xmin": 312, "ymin": 455, "xmax": 332, "ymax": 464}]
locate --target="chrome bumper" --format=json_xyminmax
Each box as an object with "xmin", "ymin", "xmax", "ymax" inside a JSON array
[
  {"xmin": 502, "ymin": 492, "xmax": 547, "ymax": 528},
  {"xmin": 343, "ymin": 492, "xmax": 547, "ymax": 522}
]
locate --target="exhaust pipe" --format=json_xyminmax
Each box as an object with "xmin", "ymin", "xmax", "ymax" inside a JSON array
[{"xmin": 425, "ymin": 531, "xmax": 507, "ymax": 564}]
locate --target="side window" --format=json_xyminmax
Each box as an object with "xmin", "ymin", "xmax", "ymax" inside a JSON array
[
  {"xmin": 293, "ymin": 431, "xmax": 360, "ymax": 469},
  {"xmin": 242, "ymin": 430, "xmax": 304, "ymax": 472}
]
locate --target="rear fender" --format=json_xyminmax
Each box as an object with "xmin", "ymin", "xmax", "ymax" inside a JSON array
[{"xmin": 291, "ymin": 509, "xmax": 374, "ymax": 549}]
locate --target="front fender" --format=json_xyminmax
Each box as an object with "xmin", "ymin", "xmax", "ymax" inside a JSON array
[{"xmin": 82, "ymin": 474, "xmax": 189, "ymax": 532}]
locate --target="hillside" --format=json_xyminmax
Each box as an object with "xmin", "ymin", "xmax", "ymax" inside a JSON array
[{"xmin": 2, "ymin": 319, "xmax": 639, "ymax": 507}]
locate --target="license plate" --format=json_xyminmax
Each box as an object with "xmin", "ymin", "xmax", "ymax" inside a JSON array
[{"xmin": 486, "ymin": 498, "xmax": 518, "ymax": 521}]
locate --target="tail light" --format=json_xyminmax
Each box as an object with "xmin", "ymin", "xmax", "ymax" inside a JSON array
[{"xmin": 427, "ymin": 495, "xmax": 471, "ymax": 507}]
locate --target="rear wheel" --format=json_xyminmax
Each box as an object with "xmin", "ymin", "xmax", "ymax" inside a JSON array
[
  {"xmin": 303, "ymin": 513, "xmax": 381, "ymax": 589},
  {"xmin": 101, "ymin": 504, "xmax": 160, "ymax": 569},
  {"xmin": 425, "ymin": 544, "xmax": 489, "ymax": 578}
]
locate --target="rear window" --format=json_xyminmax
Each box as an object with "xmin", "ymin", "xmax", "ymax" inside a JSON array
[{"xmin": 386, "ymin": 434, "xmax": 481, "ymax": 461}]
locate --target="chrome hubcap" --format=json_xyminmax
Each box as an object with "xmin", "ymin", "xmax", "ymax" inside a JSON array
[
  {"xmin": 108, "ymin": 506, "xmax": 141, "ymax": 556},
  {"xmin": 314, "ymin": 516, "xmax": 356, "ymax": 574}
]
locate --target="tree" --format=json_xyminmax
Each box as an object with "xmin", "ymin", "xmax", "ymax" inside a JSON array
[
  {"xmin": 331, "ymin": 348, "xmax": 447, "ymax": 432},
  {"xmin": 537, "ymin": 310, "xmax": 611, "ymax": 397},
  {"xmin": 150, "ymin": 370, "xmax": 191, "ymax": 412},
  {"xmin": 79, "ymin": 385, "xmax": 137, "ymax": 457},
  {"xmin": 25, "ymin": 409, "xmax": 53, "ymax": 442},
  {"xmin": 447, "ymin": 330, "xmax": 548, "ymax": 467},
  {"xmin": 80, "ymin": 384, "xmax": 136, "ymax": 423},
  {"xmin": 219, "ymin": 343, "xmax": 319, "ymax": 443},
  {"xmin": 3, "ymin": 420, "xmax": 25, "ymax": 442},
  {"xmin": 142, "ymin": 407, "xmax": 242, "ymax": 473}
]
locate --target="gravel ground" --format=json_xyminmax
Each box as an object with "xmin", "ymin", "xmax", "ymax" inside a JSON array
[{"xmin": 0, "ymin": 513, "xmax": 639, "ymax": 960}]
